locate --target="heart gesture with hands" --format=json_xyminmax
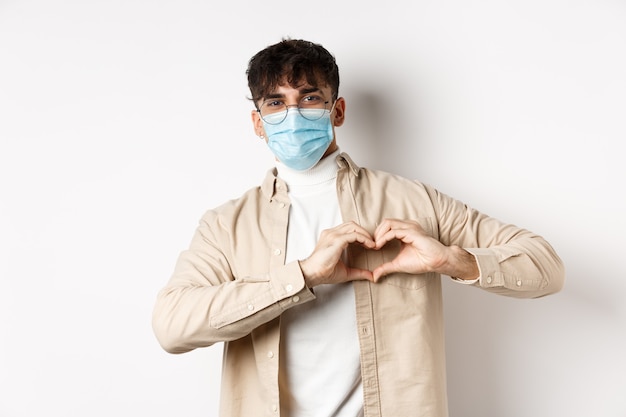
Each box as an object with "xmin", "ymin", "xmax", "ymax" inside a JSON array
[
  {"xmin": 299, "ymin": 221, "xmax": 377, "ymax": 287},
  {"xmin": 371, "ymin": 218, "xmax": 478, "ymax": 281},
  {"xmin": 299, "ymin": 219, "xmax": 479, "ymax": 288}
]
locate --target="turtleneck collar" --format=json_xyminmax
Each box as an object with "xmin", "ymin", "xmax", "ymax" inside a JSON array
[{"xmin": 276, "ymin": 149, "xmax": 341, "ymax": 187}]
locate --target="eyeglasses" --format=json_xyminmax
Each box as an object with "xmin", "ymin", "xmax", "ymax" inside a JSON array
[{"xmin": 257, "ymin": 96, "xmax": 334, "ymax": 125}]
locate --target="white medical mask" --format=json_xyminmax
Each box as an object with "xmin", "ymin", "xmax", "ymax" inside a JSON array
[{"xmin": 262, "ymin": 108, "xmax": 334, "ymax": 171}]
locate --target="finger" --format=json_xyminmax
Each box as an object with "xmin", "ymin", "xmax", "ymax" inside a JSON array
[
  {"xmin": 345, "ymin": 266, "xmax": 374, "ymax": 282},
  {"xmin": 372, "ymin": 261, "xmax": 399, "ymax": 282},
  {"xmin": 373, "ymin": 218, "xmax": 407, "ymax": 240},
  {"xmin": 375, "ymin": 218, "xmax": 421, "ymax": 234},
  {"xmin": 374, "ymin": 227, "xmax": 412, "ymax": 249},
  {"xmin": 374, "ymin": 220, "xmax": 424, "ymax": 248},
  {"xmin": 335, "ymin": 222, "xmax": 375, "ymax": 248},
  {"xmin": 351, "ymin": 230, "xmax": 376, "ymax": 249},
  {"xmin": 373, "ymin": 219, "xmax": 392, "ymax": 238}
]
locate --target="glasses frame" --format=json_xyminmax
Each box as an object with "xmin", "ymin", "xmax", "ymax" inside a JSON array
[{"xmin": 256, "ymin": 100, "xmax": 334, "ymax": 125}]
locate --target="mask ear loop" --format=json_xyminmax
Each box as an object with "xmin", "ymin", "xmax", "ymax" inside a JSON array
[
  {"xmin": 329, "ymin": 99, "xmax": 338, "ymax": 113},
  {"xmin": 327, "ymin": 99, "xmax": 339, "ymax": 122},
  {"xmin": 255, "ymin": 104, "xmax": 266, "ymax": 140}
]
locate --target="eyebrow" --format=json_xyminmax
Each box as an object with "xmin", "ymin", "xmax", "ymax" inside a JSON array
[{"xmin": 263, "ymin": 87, "xmax": 322, "ymax": 100}]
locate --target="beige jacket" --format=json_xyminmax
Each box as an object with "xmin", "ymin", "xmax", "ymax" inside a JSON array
[{"xmin": 152, "ymin": 153, "xmax": 564, "ymax": 417}]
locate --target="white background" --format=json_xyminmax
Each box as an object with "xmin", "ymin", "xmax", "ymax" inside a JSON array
[{"xmin": 1, "ymin": 1, "xmax": 625, "ymax": 416}]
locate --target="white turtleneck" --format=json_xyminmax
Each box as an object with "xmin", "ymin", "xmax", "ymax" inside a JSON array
[{"xmin": 276, "ymin": 150, "xmax": 363, "ymax": 417}]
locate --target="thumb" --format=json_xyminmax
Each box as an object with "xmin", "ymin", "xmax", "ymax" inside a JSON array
[
  {"xmin": 346, "ymin": 266, "xmax": 375, "ymax": 282},
  {"xmin": 372, "ymin": 262, "xmax": 399, "ymax": 282}
]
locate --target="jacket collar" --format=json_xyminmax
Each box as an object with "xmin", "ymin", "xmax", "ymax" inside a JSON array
[
  {"xmin": 261, "ymin": 152, "xmax": 361, "ymax": 201},
  {"xmin": 337, "ymin": 152, "xmax": 361, "ymax": 177}
]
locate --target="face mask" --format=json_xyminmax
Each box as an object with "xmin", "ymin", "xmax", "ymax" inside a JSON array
[{"xmin": 262, "ymin": 109, "xmax": 334, "ymax": 171}]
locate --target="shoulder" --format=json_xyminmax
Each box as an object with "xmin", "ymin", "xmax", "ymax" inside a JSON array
[
  {"xmin": 207, "ymin": 167, "xmax": 276, "ymax": 215},
  {"xmin": 339, "ymin": 152, "xmax": 429, "ymax": 189},
  {"xmin": 358, "ymin": 166, "xmax": 432, "ymax": 195},
  {"xmin": 201, "ymin": 185, "xmax": 264, "ymax": 224}
]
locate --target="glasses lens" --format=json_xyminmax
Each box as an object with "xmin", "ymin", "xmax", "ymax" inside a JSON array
[
  {"xmin": 298, "ymin": 107, "xmax": 327, "ymax": 121},
  {"xmin": 261, "ymin": 109, "xmax": 288, "ymax": 125},
  {"xmin": 259, "ymin": 100, "xmax": 331, "ymax": 124}
]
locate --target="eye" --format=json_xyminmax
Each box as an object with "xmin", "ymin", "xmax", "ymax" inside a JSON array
[
  {"xmin": 300, "ymin": 95, "xmax": 325, "ymax": 108},
  {"xmin": 264, "ymin": 99, "xmax": 284, "ymax": 108},
  {"xmin": 302, "ymin": 95, "xmax": 322, "ymax": 103}
]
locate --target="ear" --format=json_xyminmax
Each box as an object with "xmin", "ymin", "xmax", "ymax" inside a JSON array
[
  {"xmin": 251, "ymin": 109, "xmax": 266, "ymax": 140},
  {"xmin": 332, "ymin": 97, "xmax": 346, "ymax": 127}
]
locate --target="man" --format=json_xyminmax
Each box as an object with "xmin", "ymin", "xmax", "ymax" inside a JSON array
[{"xmin": 152, "ymin": 38, "xmax": 564, "ymax": 417}]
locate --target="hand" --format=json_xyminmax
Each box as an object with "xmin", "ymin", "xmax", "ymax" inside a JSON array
[
  {"xmin": 372, "ymin": 218, "xmax": 479, "ymax": 281},
  {"xmin": 299, "ymin": 221, "xmax": 376, "ymax": 287}
]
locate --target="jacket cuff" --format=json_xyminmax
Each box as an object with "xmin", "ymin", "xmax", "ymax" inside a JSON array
[
  {"xmin": 271, "ymin": 261, "xmax": 316, "ymax": 310},
  {"xmin": 464, "ymin": 247, "xmax": 503, "ymax": 288}
]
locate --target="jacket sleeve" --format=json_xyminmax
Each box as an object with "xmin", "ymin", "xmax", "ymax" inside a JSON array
[
  {"xmin": 425, "ymin": 184, "xmax": 565, "ymax": 298},
  {"xmin": 152, "ymin": 211, "xmax": 315, "ymax": 354}
]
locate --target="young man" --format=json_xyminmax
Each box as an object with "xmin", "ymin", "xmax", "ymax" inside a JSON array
[{"xmin": 152, "ymin": 39, "xmax": 565, "ymax": 417}]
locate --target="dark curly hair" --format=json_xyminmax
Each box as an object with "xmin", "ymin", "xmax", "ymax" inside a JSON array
[{"xmin": 247, "ymin": 38, "xmax": 340, "ymax": 108}]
